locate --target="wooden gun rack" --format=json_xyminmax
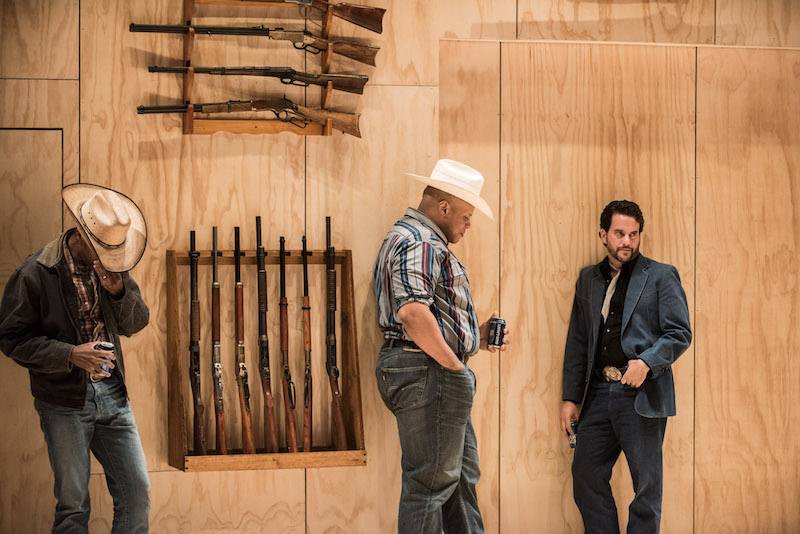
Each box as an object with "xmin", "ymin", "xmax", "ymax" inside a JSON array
[
  {"xmin": 165, "ymin": 248, "xmax": 366, "ymax": 471},
  {"xmin": 179, "ymin": 0, "xmax": 337, "ymax": 136}
]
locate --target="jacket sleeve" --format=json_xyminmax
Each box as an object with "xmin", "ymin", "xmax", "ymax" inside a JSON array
[
  {"xmin": 0, "ymin": 268, "xmax": 74, "ymax": 373},
  {"xmin": 637, "ymin": 265, "xmax": 692, "ymax": 376},
  {"xmin": 106, "ymin": 272, "xmax": 150, "ymax": 337},
  {"xmin": 562, "ymin": 275, "xmax": 589, "ymax": 403}
]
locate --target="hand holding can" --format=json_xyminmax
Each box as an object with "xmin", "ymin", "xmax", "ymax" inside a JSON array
[{"xmin": 91, "ymin": 341, "xmax": 115, "ymax": 381}]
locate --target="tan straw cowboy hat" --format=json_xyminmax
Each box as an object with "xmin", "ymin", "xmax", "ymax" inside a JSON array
[
  {"xmin": 62, "ymin": 184, "xmax": 147, "ymax": 272},
  {"xmin": 407, "ymin": 159, "xmax": 494, "ymax": 220}
]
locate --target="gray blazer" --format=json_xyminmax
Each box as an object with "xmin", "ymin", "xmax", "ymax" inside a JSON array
[{"xmin": 562, "ymin": 255, "xmax": 692, "ymax": 418}]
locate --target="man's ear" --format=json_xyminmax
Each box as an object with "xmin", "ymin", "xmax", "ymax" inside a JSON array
[
  {"xmin": 599, "ymin": 229, "xmax": 607, "ymax": 244},
  {"xmin": 439, "ymin": 199, "xmax": 449, "ymax": 216}
]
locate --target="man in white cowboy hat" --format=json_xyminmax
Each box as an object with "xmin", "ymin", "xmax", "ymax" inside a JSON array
[
  {"xmin": 373, "ymin": 159, "xmax": 510, "ymax": 534},
  {"xmin": 0, "ymin": 184, "xmax": 151, "ymax": 533}
]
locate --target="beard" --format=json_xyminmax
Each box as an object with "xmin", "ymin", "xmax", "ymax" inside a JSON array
[{"xmin": 606, "ymin": 242, "xmax": 639, "ymax": 265}]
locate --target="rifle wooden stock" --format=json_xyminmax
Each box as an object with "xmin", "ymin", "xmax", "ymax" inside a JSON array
[
  {"xmin": 314, "ymin": 0, "xmax": 385, "ymax": 34},
  {"xmin": 189, "ymin": 231, "xmax": 207, "ymax": 455},
  {"xmin": 211, "ymin": 227, "xmax": 227, "ymax": 455},
  {"xmin": 256, "ymin": 216, "xmax": 279, "ymax": 453},
  {"xmin": 293, "ymin": 103, "xmax": 361, "ymax": 138},
  {"xmin": 234, "ymin": 228, "xmax": 256, "ymax": 454},
  {"xmin": 279, "ymin": 237, "xmax": 299, "ymax": 452},
  {"xmin": 325, "ymin": 217, "xmax": 348, "ymax": 450},
  {"xmin": 302, "ymin": 236, "xmax": 312, "ymax": 452}
]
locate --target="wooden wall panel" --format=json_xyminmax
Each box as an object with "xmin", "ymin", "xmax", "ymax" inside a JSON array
[
  {"xmin": 518, "ymin": 0, "xmax": 714, "ymax": 44},
  {"xmin": 696, "ymin": 47, "xmax": 800, "ymax": 533},
  {"xmin": 0, "ymin": 79, "xmax": 79, "ymax": 183},
  {"xmin": 439, "ymin": 39, "xmax": 502, "ymax": 534},
  {"xmin": 716, "ymin": 0, "xmax": 800, "ymax": 47},
  {"xmin": 333, "ymin": 0, "xmax": 515, "ymax": 86},
  {"xmin": 0, "ymin": 0, "xmax": 79, "ymax": 79},
  {"xmin": 497, "ymin": 41, "xmax": 695, "ymax": 533},
  {"xmin": 0, "ymin": 129, "xmax": 63, "ymax": 534},
  {"xmin": 304, "ymin": 85, "xmax": 438, "ymax": 534}
]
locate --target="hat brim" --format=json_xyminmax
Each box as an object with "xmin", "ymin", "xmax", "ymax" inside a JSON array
[
  {"xmin": 62, "ymin": 184, "xmax": 147, "ymax": 272},
  {"xmin": 407, "ymin": 173, "xmax": 494, "ymax": 221}
]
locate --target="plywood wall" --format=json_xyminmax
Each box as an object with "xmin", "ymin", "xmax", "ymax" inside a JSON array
[{"xmin": 1, "ymin": 0, "xmax": 799, "ymax": 533}]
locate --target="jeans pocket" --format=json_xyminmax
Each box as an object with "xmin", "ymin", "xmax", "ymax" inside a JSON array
[{"xmin": 377, "ymin": 365, "xmax": 429, "ymax": 412}]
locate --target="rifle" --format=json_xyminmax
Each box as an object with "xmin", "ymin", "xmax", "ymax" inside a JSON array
[
  {"xmin": 147, "ymin": 66, "xmax": 368, "ymax": 94},
  {"xmin": 301, "ymin": 236, "xmax": 313, "ymax": 452},
  {"xmin": 279, "ymin": 237, "xmax": 299, "ymax": 452},
  {"xmin": 129, "ymin": 24, "xmax": 379, "ymax": 66},
  {"xmin": 251, "ymin": 0, "xmax": 385, "ymax": 34},
  {"xmin": 211, "ymin": 226, "xmax": 227, "ymax": 454},
  {"xmin": 256, "ymin": 217, "xmax": 279, "ymax": 453},
  {"xmin": 234, "ymin": 227, "xmax": 257, "ymax": 454},
  {"xmin": 137, "ymin": 98, "xmax": 361, "ymax": 138},
  {"xmin": 189, "ymin": 231, "xmax": 207, "ymax": 455},
  {"xmin": 325, "ymin": 217, "xmax": 348, "ymax": 450}
]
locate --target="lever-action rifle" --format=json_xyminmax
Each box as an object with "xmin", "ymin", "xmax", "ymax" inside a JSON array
[
  {"xmin": 258, "ymin": 0, "xmax": 385, "ymax": 34},
  {"xmin": 256, "ymin": 217, "xmax": 279, "ymax": 453},
  {"xmin": 279, "ymin": 237, "xmax": 299, "ymax": 452},
  {"xmin": 137, "ymin": 98, "xmax": 361, "ymax": 138},
  {"xmin": 148, "ymin": 66, "xmax": 368, "ymax": 94},
  {"xmin": 234, "ymin": 227, "xmax": 257, "ymax": 454},
  {"xmin": 189, "ymin": 231, "xmax": 207, "ymax": 455},
  {"xmin": 211, "ymin": 227, "xmax": 227, "ymax": 454},
  {"xmin": 302, "ymin": 236, "xmax": 313, "ymax": 452},
  {"xmin": 326, "ymin": 217, "xmax": 348, "ymax": 450},
  {"xmin": 129, "ymin": 24, "xmax": 379, "ymax": 66}
]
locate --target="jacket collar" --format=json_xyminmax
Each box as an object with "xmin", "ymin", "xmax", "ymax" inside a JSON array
[
  {"xmin": 590, "ymin": 254, "xmax": 651, "ymax": 333},
  {"xmin": 37, "ymin": 229, "xmax": 73, "ymax": 268}
]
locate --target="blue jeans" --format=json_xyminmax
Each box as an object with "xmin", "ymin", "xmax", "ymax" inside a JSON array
[
  {"xmin": 376, "ymin": 346, "xmax": 483, "ymax": 534},
  {"xmin": 572, "ymin": 381, "xmax": 667, "ymax": 534},
  {"xmin": 35, "ymin": 378, "xmax": 151, "ymax": 534}
]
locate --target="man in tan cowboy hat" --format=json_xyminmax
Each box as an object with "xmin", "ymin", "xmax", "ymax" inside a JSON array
[
  {"xmin": 0, "ymin": 184, "xmax": 151, "ymax": 533},
  {"xmin": 373, "ymin": 159, "xmax": 510, "ymax": 534}
]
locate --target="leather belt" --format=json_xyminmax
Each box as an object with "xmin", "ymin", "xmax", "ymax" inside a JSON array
[
  {"xmin": 382, "ymin": 338, "xmax": 467, "ymax": 362},
  {"xmin": 595, "ymin": 365, "xmax": 628, "ymax": 382}
]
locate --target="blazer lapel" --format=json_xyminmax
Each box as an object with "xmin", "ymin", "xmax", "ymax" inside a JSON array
[
  {"xmin": 590, "ymin": 266, "xmax": 606, "ymax": 340},
  {"xmin": 622, "ymin": 256, "xmax": 649, "ymax": 333}
]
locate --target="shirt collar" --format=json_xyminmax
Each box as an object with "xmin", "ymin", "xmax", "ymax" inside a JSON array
[
  {"xmin": 404, "ymin": 207, "xmax": 449, "ymax": 245},
  {"xmin": 599, "ymin": 253, "xmax": 640, "ymax": 279}
]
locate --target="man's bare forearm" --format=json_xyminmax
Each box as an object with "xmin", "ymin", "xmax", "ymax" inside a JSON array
[{"xmin": 397, "ymin": 302, "xmax": 464, "ymax": 370}]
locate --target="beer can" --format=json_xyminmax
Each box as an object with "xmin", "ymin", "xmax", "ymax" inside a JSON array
[
  {"xmin": 569, "ymin": 420, "xmax": 578, "ymax": 449},
  {"xmin": 94, "ymin": 341, "xmax": 114, "ymax": 376},
  {"xmin": 488, "ymin": 318, "xmax": 506, "ymax": 348}
]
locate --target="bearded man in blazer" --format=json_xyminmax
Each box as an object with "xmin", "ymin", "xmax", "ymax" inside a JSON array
[{"xmin": 560, "ymin": 200, "xmax": 692, "ymax": 534}]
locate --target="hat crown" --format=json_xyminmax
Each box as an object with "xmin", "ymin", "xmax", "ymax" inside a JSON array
[
  {"xmin": 430, "ymin": 159, "xmax": 485, "ymax": 197},
  {"xmin": 80, "ymin": 190, "xmax": 131, "ymax": 247}
]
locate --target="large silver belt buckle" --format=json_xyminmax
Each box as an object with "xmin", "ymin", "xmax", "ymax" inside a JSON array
[{"xmin": 602, "ymin": 366, "xmax": 622, "ymax": 382}]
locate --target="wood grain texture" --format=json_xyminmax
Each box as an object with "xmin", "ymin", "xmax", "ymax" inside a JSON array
[
  {"xmin": 696, "ymin": 46, "xmax": 800, "ymax": 533},
  {"xmin": 716, "ymin": 0, "xmax": 800, "ymax": 47},
  {"xmin": 498, "ymin": 41, "xmax": 695, "ymax": 533},
  {"xmin": 0, "ymin": 0, "xmax": 79, "ymax": 79},
  {"xmin": 439, "ymin": 39, "xmax": 502, "ymax": 534},
  {"xmin": 0, "ymin": 130, "xmax": 63, "ymax": 534},
  {"xmin": 304, "ymin": 84, "xmax": 438, "ymax": 534},
  {"xmin": 518, "ymin": 0, "xmax": 715, "ymax": 44},
  {"xmin": 0, "ymin": 79, "xmax": 79, "ymax": 184}
]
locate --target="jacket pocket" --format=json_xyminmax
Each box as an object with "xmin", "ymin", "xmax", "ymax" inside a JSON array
[{"xmin": 377, "ymin": 365, "xmax": 429, "ymax": 412}]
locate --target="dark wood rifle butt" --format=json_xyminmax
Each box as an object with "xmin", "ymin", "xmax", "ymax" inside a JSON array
[
  {"xmin": 330, "ymin": 3, "xmax": 385, "ymax": 34},
  {"xmin": 303, "ymin": 374, "xmax": 312, "ymax": 452},
  {"xmin": 328, "ymin": 41, "xmax": 378, "ymax": 67},
  {"xmin": 238, "ymin": 386, "xmax": 256, "ymax": 454},
  {"xmin": 329, "ymin": 376, "xmax": 348, "ymax": 451},
  {"xmin": 216, "ymin": 410, "xmax": 227, "ymax": 455},
  {"xmin": 282, "ymin": 378, "xmax": 299, "ymax": 452},
  {"xmin": 262, "ymin": 378, "xmax": 279, "ymax": 453}
]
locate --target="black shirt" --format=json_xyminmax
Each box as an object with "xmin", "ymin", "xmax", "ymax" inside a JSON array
[{"xmin": 596, "ymin": 254, "xmax": 640, "ymax": 369}]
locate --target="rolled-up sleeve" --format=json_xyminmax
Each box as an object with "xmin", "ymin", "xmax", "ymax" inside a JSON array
[{"xmin": 390, "ymin": 240, "xmax": 440, "ymax": 317}]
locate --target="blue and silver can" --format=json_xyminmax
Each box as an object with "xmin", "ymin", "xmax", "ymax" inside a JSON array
[
  {"xmin": 569, "ymin": 420, "xmax": 578, "ymax": 449},
  {"xmin": 94, "ymin": 341, "xmax": 114, "ymax": 376},
  {"xmin": 488, "ymin": 318, "xmax": 506, "ymax": 348}
]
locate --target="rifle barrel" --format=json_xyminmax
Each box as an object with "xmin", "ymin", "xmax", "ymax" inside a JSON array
[
  {"xmin": 234, "ymin": 227, "xmax": 256, "ymax": 454},
  {"xmin": 302, "ymin": 236, "xmax": 312, "ymax": 452},
  {"xmin": 189, "ymin": 231, "xmax": 207, "ymax": 455},
  {"xmin": 279, "ymin": 237, "xmax": 299, "ymax": 452},
  {"xmin": 256, "ymin": 216, "xmax": 279, "ymax": 453},
  {"xmin": 211, "ymin": 226, "xmax": 227, "ymax": 454},
  {"xmin": 326, "ymin": 217, "xmax": 348, "ymax": 450}
]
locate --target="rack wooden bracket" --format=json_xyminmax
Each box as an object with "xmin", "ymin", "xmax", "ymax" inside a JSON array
[
  {"xmin": 177, "ymin": 0, "xmax": 342, "ymax": 137},
  {"xmin": 166, "ymin": 248, "xmax": 366, "ymax": 471}
]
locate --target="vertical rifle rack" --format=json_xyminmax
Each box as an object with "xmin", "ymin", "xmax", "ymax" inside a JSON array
[
  {"xmin": 166, "ymin": 248, "xmax": 366, "ymax": 471},
  {"xmin": 179, "ymin": 0, "xmax": 334, "ymax": 136}
]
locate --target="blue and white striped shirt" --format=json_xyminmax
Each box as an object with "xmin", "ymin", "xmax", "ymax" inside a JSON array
[{"xmin": 373, "ymin": 208, "xmax": 479, "ymax": 357}]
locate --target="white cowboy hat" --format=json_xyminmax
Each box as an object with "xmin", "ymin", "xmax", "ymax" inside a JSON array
[
  {"xmin": 407, "ymin": 159, "xmax": 494, "ymax": 220},
  {"xmin": 62, "ymin": 184, "xmax": 147, "ymax": 272}
]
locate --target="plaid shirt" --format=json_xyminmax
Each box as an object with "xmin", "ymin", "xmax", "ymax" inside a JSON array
[
  {"xmin": 373, "ymin": 208, "xmax": 479, "ymax": 358},
  {"xmin": 63, "ymin": 233, "xmax": 109, "ymax": 344}
]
